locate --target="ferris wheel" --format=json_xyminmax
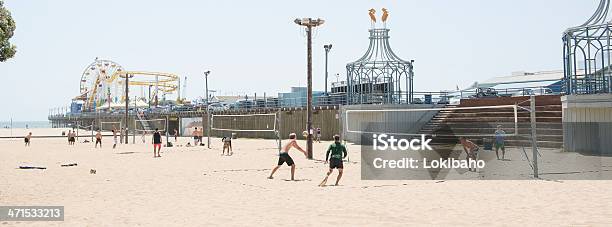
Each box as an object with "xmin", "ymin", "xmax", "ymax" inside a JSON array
[{"xmin": 79, "ymin": 58, "xmax": 124, "ymax": 109}]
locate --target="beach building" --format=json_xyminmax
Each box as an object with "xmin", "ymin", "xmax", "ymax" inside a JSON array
[
  {"xmin": 278, "ymin": 87, "xmax": 325, "ymax": 107},
  {"xmin": 475, "ymin": 70, "xmax": 564, "ymax": 94}
]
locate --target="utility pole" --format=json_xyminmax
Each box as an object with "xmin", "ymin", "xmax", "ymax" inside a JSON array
[
  {"xmin": 294, "ymin": 18, "xmax": 324, "ymax": 159},
  {"xmin": 324, "ymin": 44, "xmax": 332, "ymax": 94},
  {"xmin": 204, "ymin": 70, "xmax": 211, "ymax": 149}
]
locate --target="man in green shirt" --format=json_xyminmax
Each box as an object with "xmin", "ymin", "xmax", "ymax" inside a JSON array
[{"xmin": 319, "ymin": 135, "xmax": 348, "ymax": 186}]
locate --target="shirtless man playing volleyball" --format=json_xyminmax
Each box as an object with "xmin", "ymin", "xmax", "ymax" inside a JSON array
[{"xmin": 268, "ymin": 133, "xmax": 307, "ymax": 181}]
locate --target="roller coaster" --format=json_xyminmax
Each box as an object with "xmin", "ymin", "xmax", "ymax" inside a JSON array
[{"xmin": 74, "ymin": 59, "xmax": 180, "ymax": 111}]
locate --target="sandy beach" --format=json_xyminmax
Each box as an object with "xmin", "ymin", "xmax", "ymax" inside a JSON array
[{"xmin": 0, "ymin": 128, "xmax": 610, "ymax": 226}]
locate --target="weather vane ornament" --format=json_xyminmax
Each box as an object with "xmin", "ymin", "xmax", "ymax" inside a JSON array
[
  {"xmin": 368, "ymin": 8, "xmax": 389, "ymax": 28},
  {"xmin": 368, "ymin": 9, "xmax": 376, "ymax": 26},
  {"xmin": 381, "ymin": 8, "xmax": 389, "ymax": 24}
]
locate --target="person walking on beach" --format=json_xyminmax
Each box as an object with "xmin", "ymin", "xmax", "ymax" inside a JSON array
[
  {"xmin": 268, "ymin": 133, "xmax": 307, "ymax": 181},
  {"xmin": 459, "ymin": 137, "xmax": 479, "ymax": 172},
  {"xmin": 319, "ymin": 135, "xmax": 347, "ymax": 186},
  {"xmin": 152, "ymin": 128, "xmax": 162, "ymax": 158},
  {"xmin": 141, "ymin": 131, "xmax": 147, "ymax": 144},
  {"xmin": 221, "ymin": 136, "xmax": 232, "ymax": 156},
  {"xmin": 71, "ymin": 130, "xmax": 77, "ymax": 145},
  {"xmin": 494, "ymin": 125, "xmax": 506, "ymax": 160},
  {"xmin": 95, "ymin": 131, "xmax": 102, "ymax": 148},
  {"xmin": 174, "ymin": 129, "xmax": 178, "ymax": 142},
  {"xmin": 67, "ymin": 130, "xmax": 72, "ymax": 145},
  {"xmin": 68, "ymin": 130, "xmax": 76, "ymax": 145},
  {"xmin": 112, "ymin": 129, "xmax": 118, "ymax": 149},
  {"xmin": 24, "ymin": 132, "xmax": 32, "ymax": 147},
  {"xmin": 316, "ymin": 128, "xmax": 322, "ymax": 143}
]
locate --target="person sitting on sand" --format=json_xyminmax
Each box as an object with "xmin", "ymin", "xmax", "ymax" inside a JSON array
[
  {"xmin": 24, "ymin": 132, "xmax": 32, "ymax": 147},
  {"xmin": 494, "ymin": 125, "xmax": 506, "ymax": 160},
  {"xmin": 319, "ymin": 135, "xmax": 347, "ymax": 186},
  {"xmin": 221, "ymin": 136, "xmax": 232, "ymax": 156},
  {"xmin": 95, "ymin": 131, "xmax": 102, "ymax": 148},
  {"xmin": 152, "ymin": 128, "xmax": 162, "ymax": 158},
  {"xmin": 459, "ymin": 137, "xmax": 479, "ymax": 172},
  {"xmin": 268, "ymin": 133, "xmax": 307, "ymax": 181}
]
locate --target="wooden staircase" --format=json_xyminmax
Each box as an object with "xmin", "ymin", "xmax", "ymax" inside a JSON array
[{"xmin": 417, "ymin": 95, "xmax": 563, "ymax": 149}]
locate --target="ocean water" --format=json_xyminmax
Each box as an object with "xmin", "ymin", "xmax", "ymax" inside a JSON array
[{"xmin": 0, "ymin": 121, "xmax": 51, "ymax": 129}]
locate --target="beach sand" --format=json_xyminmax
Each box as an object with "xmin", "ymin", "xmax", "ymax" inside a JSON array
[{"xmin": 1, "ymin": 128, "xmax": 612, "ymax": 226}]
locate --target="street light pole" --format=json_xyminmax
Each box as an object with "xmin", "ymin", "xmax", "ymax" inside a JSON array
[
  {"xmin": 204, "ymin": 70, "xmax": 211, "ymax": 149},
  {"xmin": 324, "ymin": 44, "xmax": 332, "ymax": 94},
  {"xmin": 295, "ymin": 18, "xmax": 324, "ymax": 160},
  {"xmin": 124, "ymin": 73, "xmax": 130, "ymax": 144},
  {"xmin": 148, "ymin": 85, "xmax": 152, "ymax": 109}
]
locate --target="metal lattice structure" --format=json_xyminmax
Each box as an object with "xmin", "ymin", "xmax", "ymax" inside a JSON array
[
  {"xmin": 345, "ymin": 28, "xmax": 414, "ymax": 104},
  {"xmin": 563, "ymin": 0, "xmax": 612, "ymax": 94}
]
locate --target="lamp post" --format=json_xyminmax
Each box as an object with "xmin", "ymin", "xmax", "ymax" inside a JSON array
[
  {"xmin": 204, "ymin": 70, "xmax": 211, "ymax": 149},
  {"xmin": 124, "ymin": 73, "xmax": 130, "ymax": 144},
  {"xmin": 148, "ymin": 85, "xmax": 152, "ymax": 109},
  {"xmin": 324, "ymin": 44, "xmax": 332, "ymax": 94},
  {"xmin": 294, "ymin": 18, "xmax": 325, "ymax": 159}
]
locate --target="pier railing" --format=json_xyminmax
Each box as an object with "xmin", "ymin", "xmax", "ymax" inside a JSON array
[{"xmin": 49, "ymin": 84, "xmax": 563, "ymax": 119}]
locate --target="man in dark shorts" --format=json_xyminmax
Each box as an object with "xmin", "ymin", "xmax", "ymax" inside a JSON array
[
  {"xmin": 67, "ymin": 130, "xmax": 72, "ymax": 145},
  {"xmin": 70, "ymin": 130, "xmax": 76, "ymax": 145},
  {"xmin": 95, "ymin": 131, "xmax": 102, "ymax": 148},
  {"xmin": 24, "ymin": 132, "xmax": 32, "ymax": 147},
  {"xmin": 153, "ymin": 128, "xmax": 162, "ymax": 158},
  {"xmin": 221, "ymin": 136, "xmax": 232, "ymax": 156},
  {"xmin": 319, "ymin": 135, "xmax": 347, "ymax": 186},
  {"xmin": 268, "ymin": 133, "xmax": 307, "ymax": 181}
]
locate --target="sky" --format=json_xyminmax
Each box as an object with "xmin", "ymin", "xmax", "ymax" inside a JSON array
[{"xmin": 0, "ymin": 0, "xmax": 598, "ymax": 120}]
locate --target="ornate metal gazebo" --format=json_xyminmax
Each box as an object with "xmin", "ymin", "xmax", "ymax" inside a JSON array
[
  {"xmin": 345, "ymin": 9, "xmax": 414, "ymax": 104},
  {"xmin": 563, "ymin": 0, "xmax": 612, "ymax": 94}
]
